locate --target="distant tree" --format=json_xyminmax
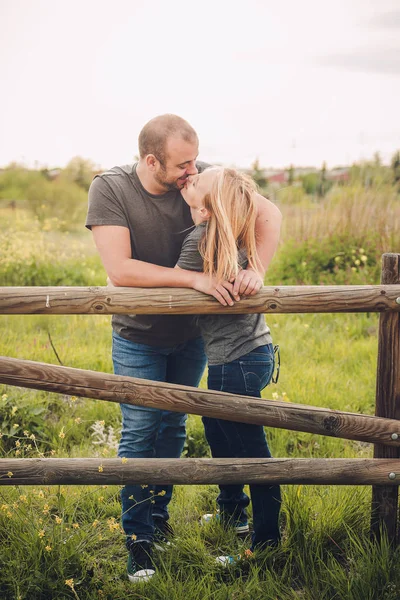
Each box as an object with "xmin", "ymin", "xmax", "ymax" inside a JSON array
[
  {"xmin": 317, "ymin": 161, "xmax": 332, "ymax": 197},
  {"xmin": 287, "ymin": 164, "xmax": 295, "ymax": 186},
  {"xmin": 0, "ymin": 163, "xmax": 44, "ymax": 201},
  {"xmin": 301, "ymin": 173, "xmax": 319, "ymax": 196},
  {"xmin": 64, "ymin": 156, "xmax": 97, "ymax": 190},
  {"xmin": 250, "ymin": 158, "xmax": 268, "ymax": 190},
  {"xmin": 391, "ymin": 151, "xmax": 400, "ymax": 186}
]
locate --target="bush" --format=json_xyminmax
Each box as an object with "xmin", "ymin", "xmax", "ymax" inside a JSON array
[
  {"xmin": 0, "ymin": 390, "xmax": 51, "ymax": 454},
  {"xmin": 266, "ymin": 236, "xmax": 380, "ymax": 286}
]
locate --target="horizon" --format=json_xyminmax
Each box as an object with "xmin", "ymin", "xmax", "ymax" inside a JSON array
[{"xmin": 1, "ymin": 0, "xmax": 400, "ymax": 171}]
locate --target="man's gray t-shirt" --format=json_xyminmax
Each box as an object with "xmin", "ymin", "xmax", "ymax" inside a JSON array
[
  {"xmin": 177, "ymin": 223, "xmax": 272, "ymax": 365},
  {"xmin": 86, "ymin": 162, "xmax": 209, "ymax": 347}
]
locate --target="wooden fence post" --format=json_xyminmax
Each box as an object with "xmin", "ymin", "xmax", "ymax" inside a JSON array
[{"xmin": 371, "ymin": 253, "xmax": 400, "ymax": 543}]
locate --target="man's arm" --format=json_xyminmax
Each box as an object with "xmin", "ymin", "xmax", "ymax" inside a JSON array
[
  {"xmin": 232, "ymin": 194, "xmax": 282, "ymax": 297},
  {"xmin": 92, "ymin": 225, "xmax": 236, "ymax": 306}
]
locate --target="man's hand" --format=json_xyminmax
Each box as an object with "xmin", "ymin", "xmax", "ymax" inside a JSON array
[
  {"xmin": 232, "ymin": 268, "xmax": 263, "ymax": 297},
  {"xmin": 192, "ymin": 272, "xmax": 238, "ymax": 306}
]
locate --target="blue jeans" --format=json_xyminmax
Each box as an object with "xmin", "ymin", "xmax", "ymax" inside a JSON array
[
  {"xmin": 203, "ymin": 344, "xmax": 281, "ymax": 549},
  {"xmin": 112, "ymin": 331, "xmax": 206, "ymax": 543}
]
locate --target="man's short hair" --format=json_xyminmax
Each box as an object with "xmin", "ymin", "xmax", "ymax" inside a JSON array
[{"xmin": 138, "ymin": 114, "xmax": 198, "ymax": 165}]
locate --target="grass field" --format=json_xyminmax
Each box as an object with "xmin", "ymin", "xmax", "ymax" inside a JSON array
[{"xmin": 0, "ymin": 187, "xmax": 399, "ymax": 599}]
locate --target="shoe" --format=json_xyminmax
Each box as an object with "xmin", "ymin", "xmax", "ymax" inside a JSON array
[
  {"xmin": 153, "ymin": 516, "xmax": 174, "ymax": 551},
  {"xmin": 216, "ymin": 548, "xmax": 254, "ymax": 566},
  {"xmin": 127, "ymin": 540, "xmax": 156, "ymax": 583},
  {"xmin": 200, "ymin": 512, "xmax": 250, "ymax": 534}
]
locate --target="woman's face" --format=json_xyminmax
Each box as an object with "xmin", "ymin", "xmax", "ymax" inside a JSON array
[{"xmin": 181, "ymin": 168, "xmax": 218, "ymax": 224}]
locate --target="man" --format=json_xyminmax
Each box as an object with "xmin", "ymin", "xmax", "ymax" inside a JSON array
[{"xmin": 86, "ymin": 114, "xmax": 281, "ymax": 582}]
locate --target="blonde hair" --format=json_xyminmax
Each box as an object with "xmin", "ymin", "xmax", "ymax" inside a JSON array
[{"xmin": 200, "ymin": 168, "xmax": 261, "ymax": 282}]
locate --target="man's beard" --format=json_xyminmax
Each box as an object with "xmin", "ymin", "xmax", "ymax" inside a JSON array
[{"xmin": 154, "ymin": 167, "xmax": 186, "ymax": 192}]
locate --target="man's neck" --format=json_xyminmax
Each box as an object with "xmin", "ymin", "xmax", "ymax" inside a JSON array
[{"xmin": 136, "ymin": 161, "xmax": 168, "ymax": 195}]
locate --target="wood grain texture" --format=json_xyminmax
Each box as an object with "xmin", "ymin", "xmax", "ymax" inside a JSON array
[
  {"xmin": 371, "ymin": 254, "xmax": 400, "ymax": 542},
  {"xmin": 1, "ymin": 355, "xmax": 400, "ymax": 446},
  {"xmin": 1, "ymin": 458, "xmax": 400, "ymax": 486},
  {"xmin": 0, "ymin": 284, "xmax": 399, "ymax": 314}
]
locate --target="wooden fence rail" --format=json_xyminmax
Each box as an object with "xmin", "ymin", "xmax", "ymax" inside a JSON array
[
  {"xmin": 0, "ymin": 253, "xmax": 399, "ymax": 542},
  {"xmin": 0, "ymin": 284, "xmax": 400, "ymax": 315},
  {"xmin": 0, "ymin": 355, "xmax": 400, "ymax": 447},
  {"xmin": 1, "ymin": 458, "xmax": 400, "ymax": 487}
]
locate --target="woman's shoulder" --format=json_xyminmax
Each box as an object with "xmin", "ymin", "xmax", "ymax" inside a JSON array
[{"xmin": 183, "ymin": 223, "xmax": 207, "ymax": 244}]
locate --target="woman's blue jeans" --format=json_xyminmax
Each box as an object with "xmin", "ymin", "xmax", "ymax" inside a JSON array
[
  {"xmin": 203, "ymin": 344, "xmax": 281, "ymax": 549},
  {"xmin": 112, "ymin": 331, "xmax": 206, "ymax": 543}
]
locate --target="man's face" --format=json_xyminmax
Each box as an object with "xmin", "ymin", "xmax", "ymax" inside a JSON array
[{"xmin": 154, "ymin": 136, "xmax": 199, "ymax": 191}]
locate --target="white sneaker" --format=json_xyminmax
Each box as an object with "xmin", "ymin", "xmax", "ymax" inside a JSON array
[{"xmin": 200, "ymin": 512, "xmax": 250, "ymax": 534}]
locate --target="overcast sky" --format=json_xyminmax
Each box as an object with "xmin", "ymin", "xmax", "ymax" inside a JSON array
[{"xmin": 1, "ymin": 0, "xmax": 400, "ymax": 170}]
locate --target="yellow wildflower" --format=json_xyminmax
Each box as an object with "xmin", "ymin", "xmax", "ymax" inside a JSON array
[
  {"xmin": 74, "ymin": 417, "xmax": 81, "ymax": 424},
  {"xmin": 38, "ymin": 530, "xmax": 45, "ymax": 538},
  {"xmin": 98, "ymin": 465, "xmax": 104, "ymax": 473},
  {"xmin": 65, "ymin": 579, "xmax": 74, "ymax": 588},
  {"xmin": 70, "ymin": 396, "xmax": 78, "ymax": 403},
  {"xmin": 15, "ymin": 440, "xmax": 21, "ymax": 447},
  {"xmin": 55, "ymin": 516, "xmax": 62, "ymax": 524},
  {"xmin": 131, "ymin": 533, "xmax": 137, "ymax": 540},
  {"xmin": 7, "ymin": 472, "xmax": 13, "ymax": 478},
  {"xmin": 23, "ymin": 430, "xmax": 29, "ymax": 437},
  {"xmin": 29, "ymin": 433, "xmax": 36, "ymax": 440},
  {"xmin": 92, "ymin": 520, "xmax": 99, "ymax": 528},
  {"xmin": 121, "ymin": 457, "xmax": 128, "ymax": 464},
  {"xmin": 72, "ymin": 523, "xmax": 80, "ymax": 529},
  {"xmin": 158, "ymin": 490, "xmax": 166, "ymax": 496},
  {"xmin": 59, "ymin": 428, "xmax": 65, "ymax": 439},
  {"xmin": 45, "ymin": 545, "xmax": 52, "ymax": 552},
  {"xmin": 38, "ymin": 490, "xmax": 44, "ymax": 498}
]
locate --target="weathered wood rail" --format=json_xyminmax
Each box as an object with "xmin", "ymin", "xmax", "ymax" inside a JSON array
[
  {"xmin": 0, "ymin": 253, "xmax": 399, "ymax": 542},
  {"xmin": 0, "ymin": 284, "xmax": 399, "ymax": 314},
  {"xmin": 0, "ymin": 355, "xmax": 399, "ymax": 447},
  {"xmin": 1, "ymin": 458, "xmax": 400, "ymax": 486}
]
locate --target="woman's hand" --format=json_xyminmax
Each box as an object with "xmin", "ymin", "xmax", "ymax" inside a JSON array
[
  {"xmin": 232, "ymin": 268, "xmax": 263, "ymax": 297},
  {"xmin": 192, "ymin": 272, "xmax": 238, "ymax": 306}
]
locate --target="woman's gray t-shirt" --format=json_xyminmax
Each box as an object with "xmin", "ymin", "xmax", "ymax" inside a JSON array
[{"xmin": 177, "ymin": 223, "xmax": 272, "ymax": 365}]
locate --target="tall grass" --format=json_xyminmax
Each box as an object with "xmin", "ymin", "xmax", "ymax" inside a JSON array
[{"xmin": 279, "ymin": 183, "xmax": 399, "ymax": 250}]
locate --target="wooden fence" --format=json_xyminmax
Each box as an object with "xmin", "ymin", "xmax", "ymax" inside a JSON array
[{"xmin": 0, "ymin": 253, "xmax": 399, "ymax": 541}]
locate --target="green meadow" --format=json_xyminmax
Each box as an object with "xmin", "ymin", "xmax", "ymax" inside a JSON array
[{"xmin": 0, "ymin": 162, "xmax": 400, "ymax": 599}]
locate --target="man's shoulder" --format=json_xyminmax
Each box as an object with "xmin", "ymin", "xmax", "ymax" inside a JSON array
[{"xmin": 96, "ymin": 164, "xmax": 134, "ymax": 181}]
